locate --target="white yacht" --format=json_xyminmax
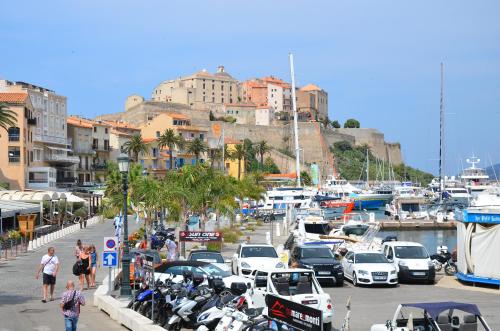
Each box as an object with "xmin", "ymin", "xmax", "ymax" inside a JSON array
[
  {"xmin": 460, "ymin": 156, "xmax": 491, "ymax": 196},
  {"xmin": 261, "ymin": 187, "xmax": 316, "ymax": 211}
]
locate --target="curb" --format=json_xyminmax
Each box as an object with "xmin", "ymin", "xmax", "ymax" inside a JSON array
[{"xmin": 93, "ymin": 274, "xmax": 164, "ymax": 331}]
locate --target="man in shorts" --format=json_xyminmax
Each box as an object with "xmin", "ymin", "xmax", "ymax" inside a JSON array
[{"xmin": 36, "ymin": 246, "xmax": 60, "ymax": 302}]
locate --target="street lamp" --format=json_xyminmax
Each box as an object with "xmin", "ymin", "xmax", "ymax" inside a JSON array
[{"xmin": 117, "ymin": 152, "xmax": 132, "ymax": 297}]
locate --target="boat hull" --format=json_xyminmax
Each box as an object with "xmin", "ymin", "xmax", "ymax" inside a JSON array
[
  {"xmin": 320, "ymin": 201, "xmax": 355, "ymax": 214},
  {"xmin": 354, "ymin": 198, "xmax": 386, "ymax": 210}
]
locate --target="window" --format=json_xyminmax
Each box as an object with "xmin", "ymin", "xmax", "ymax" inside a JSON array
[
  {"xmin": 230, "ymin": 85, "xmax": 232, "ymax": 92},
  {"xmin": 212, "ymin": 84, "xmax": 215, "ymax": 89},
  {"xmin": 190, "ymin": 133, "xmax": 194, "ymax": 138},
  {"xmin": 152, "ymin": 148, "xmax": 158, "ymax": 157},
  {"xmin": 30, "ymin": 151, "xmax": 33, "ymax": 163},
  {"xmin": 28, "ymin": 171, "xmax": 48, "ymax": 183},
  {"xmin": 156, "ymin": 131, "xmax": 160, "ymax": 138},
  {"xmin": 93, "ymin": 127, "xmax": 97, "ymax": 133},
  {"xmin": 203, "ymin": 96, "xmax": 206, "ymax": 102},
  {"xmin": 212, "ymin": 97, "xmax": 215, "ymax": 102},
  {"xmin": 105, "ymin": 128, "xmax": 108, "ymax": 134},
  {"xmin": 8, "ymin": 127, "xmax": 20, "ymax": 141},
  {"xmin": 221, "ymin": 85, "xmax": 224, "ymax": 91},
  {"xmin": 104, "ymin": 139, "xmax": 109, "ymax": 150},
  {"xmin": 203, "ymin": 83, "xmax": 205, "ymax": 89},
  {"xmin": 199, "ymin": 134, "xmax": 204, "ymax": 140},
  {"xmin": 221, "ymin": 98, "xmax": 224, "ymax": 103},
  {"xmin": 8, "ymin": 146, "xmax": 20, "ymax": 163},
  {"xmin": 93, "ymin": 139, "xmax": 98, "ymax": 150}
]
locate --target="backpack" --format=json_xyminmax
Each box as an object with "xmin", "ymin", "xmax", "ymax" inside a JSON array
[
  {"xmin": 62, "ymin": 291, "xmax": 77, "ymax": 311},
  {"xmin": 72, "ymin": 261, "xmax": 82, "ymax": 276}
]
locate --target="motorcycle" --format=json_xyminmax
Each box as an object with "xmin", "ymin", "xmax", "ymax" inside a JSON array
[
  {"xmin": 430, "ymin": 251, "xmax": 452, "ymax": 272},
  {"xmin": 215, "ymin": 307, "xmax": 271, "ymax": 331},
  {"xmin": 444, "ymin": 257, "xmax": 457, "ymax": 276},
  {"xmin": 127, "ymin": 282, "xmax": 149, "ymax": 310},
  {"xmin": 150, "ymin": 223, "xmax": 175, "ymax": 250}
]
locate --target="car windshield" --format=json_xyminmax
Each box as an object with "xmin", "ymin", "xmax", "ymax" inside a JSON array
[
  {"xmin": 301, "ymin": 247, "xmax": 334, "ymax": 259},
  {"xmin": 241, "ymin": 246, "xmax": 278, "ymax": 258},
  {"xmin": 190, "ymin": 252, "xmax": 224, "ymax": 263},
  {"xmin": 199, "ymin": 263, "xmax": 231, "ymax": 278},
  {"xmin": 395, "ymin": 246, "xmax": 429, "ymax": 259},
  {"xmin": 355, "ymin": 253, "xmax": 389, "ymax": 263}
]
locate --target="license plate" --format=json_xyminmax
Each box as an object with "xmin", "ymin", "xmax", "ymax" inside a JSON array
[
  {"xmin": 318, "ymin": 271, "xmax": 330, "ymax": 275},
  {"xmin": 373, "ymin": 276, "xmax": 386, "ymax": 281},
  {"xmin": 413, "ymin": 272, "xmax": 426, "ymax": 276},
  {"xmin": 302, "ymin": 300, "xmax": 318, "ymax": 305}
]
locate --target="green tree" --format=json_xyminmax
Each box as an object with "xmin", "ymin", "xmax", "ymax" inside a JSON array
[
  {"xmin": 264, "ymin": 156, "xmax": 280, "ymax": 174},
  {"xmin": 157, "ymin": 128, "xmax": 183, "ymax": 169},
  {"xmin": 187, "ymin": 137, "xmax": 208, "ymax": 164},
  {"xmin": 343, "ymin": 118, "xmax": 360, "ymax": 128},
  {"xmin": 255, "ymin": 140, "xmax": 271, "ymax": 169},
  {"xmin": 300, "ymin": 171, "xmax": 312, "ymax": 186},
  {"xmin": 331, "ymin": 120, "xmax": 341, "ymax": 128},
  {"xmin": 123, "ymin": 133, "xmax": 149, "ymax": 162},
  {"xmin": 0, "ymin": 103, "xmax": 17, "ymax": 135}
]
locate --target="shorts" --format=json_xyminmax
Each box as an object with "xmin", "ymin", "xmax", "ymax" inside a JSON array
[{"xmin": 43, "ymin": 273, "xmax": 56, "ymax": 285}]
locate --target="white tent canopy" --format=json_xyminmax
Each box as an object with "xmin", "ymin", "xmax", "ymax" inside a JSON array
[
  {"xmin": 0, "ymin": 200, "xmax": 40, "ymax": 218},
  {"xmin": 0, "ymin": 190, "xmax": 68, "ymax": 202},
  {"xmin": 65, "ymin": 193, "xmax": 87, "ymax": 203}
]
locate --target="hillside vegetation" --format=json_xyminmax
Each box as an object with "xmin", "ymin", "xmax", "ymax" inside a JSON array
[{"xmin": 331, "ymin": 141, "xmax": 434, "ymax": 186}]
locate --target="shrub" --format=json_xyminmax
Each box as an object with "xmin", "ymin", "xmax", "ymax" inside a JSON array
[
  {"xmin": 256, "ymin": 220, "xmax": 263, "ymax": 226},
  {"xmin": 221, "ymin": 226, "xmax": 242, "ymax": 243},
  {"xmin": 206, "ymin": 242, "xmax": 222, "ymax": 251},
  {"xmin": 343, "ymin": 118, "xmax": 360, "ymax": 128},
  {"xmin": 8, "ymin": 230, "xmax": 22, "ymax": 240}
]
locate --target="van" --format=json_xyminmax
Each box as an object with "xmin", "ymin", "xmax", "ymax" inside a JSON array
[{"xmin": 381, "ymin": 241, "xmax": 435, "ymax": 284}]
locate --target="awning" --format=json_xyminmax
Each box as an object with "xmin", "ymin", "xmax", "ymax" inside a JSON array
[
  {"xmin": 65, "ymin": 193, "xmax": 87, "ymax": 203},
  {"xmin": 0, "ymin": 200, "xmax": 40, "ymax": 218}
]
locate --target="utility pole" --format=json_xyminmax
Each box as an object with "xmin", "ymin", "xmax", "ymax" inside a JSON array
[{"xmin": 289, "ymin": 53, "xmax": 301, "ymax": 187}]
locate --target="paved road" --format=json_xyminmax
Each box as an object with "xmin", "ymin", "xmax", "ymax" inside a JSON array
[{"xmin": 0, "ymin": 218, "xmax": 139, "ymax": 331}]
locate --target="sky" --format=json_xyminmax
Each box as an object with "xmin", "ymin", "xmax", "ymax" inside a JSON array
[{"xmin": 1, "ymin": 0, "xmax": 499, "ymax": 175}]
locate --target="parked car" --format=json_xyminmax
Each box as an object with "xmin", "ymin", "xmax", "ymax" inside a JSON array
[
  {"xmin": 289, "ymin": 244, "xmax": 344, "ymax": 286},
  {"xmin": 231, "ymin": 243, "xmax": 284, "ymax": 276},
  {"xmin": 250, "ymin": 268, "xmax": 333, "ymax": 331},
  {"xmin": 341, "ymin": 250, "xmax": 398, "ymax": 286},
  {"xmin": 188, "ymin": 250, "xmax": 230, "ymax": 272},
  {"xmin": 382, "ymin": 241, "xmax": 435, "ymax": 284},
  {"xmin": 154, "ymin": 260, "xmax": 251, "ymax": 290}
]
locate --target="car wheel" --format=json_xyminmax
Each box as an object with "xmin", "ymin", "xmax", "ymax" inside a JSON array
[
  {"xmin": 323, "ymin": 322, "xmax": 332, "ymax": 331},
  {"xmin": 352, "ymin": 273, "xmax": 358, "ymax": 286},
  {"xmin": 336, "ymin": 278, "xmax": 344, "ymax": 287}
]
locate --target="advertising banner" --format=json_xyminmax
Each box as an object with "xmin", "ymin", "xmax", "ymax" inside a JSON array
[
  {"xmin": 179, "ymin": 231, "xmax": 222, "ymax": 242},
  {"xmin": 266, "ymin": 294, "xmax": 323, "ymax": 331}
]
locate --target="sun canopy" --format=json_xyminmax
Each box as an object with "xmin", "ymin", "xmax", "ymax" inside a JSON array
[
  {"xmin": 0, "ymin": 200, "xmax": 40, "ymax": 218},
  {"xmin": 401, "ymin": 302, "xmax": 481, "ymax": 320},
  {"xmin": 65, "ymin": 193, "xmax": 87, "ymax": 203}
]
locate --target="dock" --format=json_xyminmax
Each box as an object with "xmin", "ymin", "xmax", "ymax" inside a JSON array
[{"xmin": 378, "ymin": 220, "xmax": 456, "ymax": 230}]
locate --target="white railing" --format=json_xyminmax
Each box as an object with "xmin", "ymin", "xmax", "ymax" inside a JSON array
[{"xmin": 45, "ymin": 154, "xmax": 80, "ymax": 163}]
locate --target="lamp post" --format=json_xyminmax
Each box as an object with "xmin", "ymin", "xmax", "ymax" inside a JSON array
[{"xmin": 118, "ymin": 152, "xmax": 132, "ymax": 297}]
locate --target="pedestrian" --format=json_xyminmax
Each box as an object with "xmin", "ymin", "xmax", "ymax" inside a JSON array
[
  {"xmin": 60, "ymin": 280, "xmax": 85, "ymax": 331},
  {"xmin": 114, "ymin": 213, "xmax": 123, "ymax": 243},
  {"xmin": 35, "ymin": 246, "xmax": 60, "ymax": 302},
  {"xmin": 138, "ymin": 234, "xmax": 148, "ymax": 249},
  {"xmin": 89, "ymin": 244, "xmax": 99, "ymax": 288},
  {"xmin": 78, "ymin": 246, "xmax": 92, "ymax": 290},
  {"xmin": 75, "ymin": 240, "xmax": 83, "ymax": 260},
  {"xmin": 165, "ymin": 238, "xmax": 177, "ymax": 261}
]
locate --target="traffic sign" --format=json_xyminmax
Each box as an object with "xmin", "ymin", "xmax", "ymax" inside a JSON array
[
  {"xmin": 102, "ymin": 251, "xmax": 118, "ymax": 267},
  {"xmin": 103, "ymin": 236, "xmax": 118, "ymax": 251}
]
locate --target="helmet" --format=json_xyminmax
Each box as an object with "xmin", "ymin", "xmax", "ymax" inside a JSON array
[
  {"xmin": 182, "ymin": 270, "xmax": 193, "ymax": 282},
  {"xmin": 192, "ymin": 273, "xmax": 205, "ymax": 287}
]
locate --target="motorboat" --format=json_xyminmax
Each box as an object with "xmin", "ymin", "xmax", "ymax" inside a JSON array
[
  {"xmin": 260, "ymin": 187, "xmax": 315, "ymax": 214},
  {"xmin": 371, "ymin": 301, "xmax": 492, "ymax": 331},
  {"xmin": 443, "ymin": 187, "xmax": 471, "ymax": 207},
  {"xmin": 460, "ymin": 156, "xmax": 492, "ymax": 196}
]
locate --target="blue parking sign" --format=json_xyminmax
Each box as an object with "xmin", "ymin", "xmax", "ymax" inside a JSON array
[{"xmin": 102, "ymin": 251, "xmax": 118, "ymax": 267}]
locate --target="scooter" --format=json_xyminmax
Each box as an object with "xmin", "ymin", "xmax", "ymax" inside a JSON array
[
  {"xmin": 215, "ymin": 307, "xmax": 270, "ymax": 331},
  {"xmin": 127, "ymin": 282, "xmax": 149, "ymax": 310},
  {"xmin": 430, "ymin": 246, "xmax": 452, "ymax": 272}
]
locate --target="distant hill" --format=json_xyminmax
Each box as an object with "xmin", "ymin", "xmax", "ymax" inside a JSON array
[{"xmin": 485, "ymin": 163, "xmax": 500, "ymax": 179}]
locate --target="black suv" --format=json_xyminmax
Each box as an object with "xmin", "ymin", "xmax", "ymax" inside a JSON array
[{"xmin": 289, "ymin": 244, "xmax": 343, "ymax": 286}]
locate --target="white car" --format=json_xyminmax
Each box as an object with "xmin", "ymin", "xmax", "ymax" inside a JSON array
[
  {"xmin": 250, "ymin": 268, "xmax": 333, "ymax": 331},
  {"xmin": 231, "ymin": 243, "xmax": 284, "ymax": 276},
  {"xmin": 188, "ymin": 250, "xmax": 230, "ymax": 273},
  {"xmin": 342, "ymin": 250, "xmax": 398, "ymax": 286},
  {"xmin": 382, "ymin": 241, "xmax": 436, "ymax": 284}
]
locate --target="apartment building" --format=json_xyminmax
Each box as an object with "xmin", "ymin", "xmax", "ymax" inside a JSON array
[
  {"xmin": 297, "ymin": 84, "xmax": 329, "ymax": 121},
  {"xmin": 224, "ymin": 137, "xmax": 245, "ymax": 179},
  {"xmin": 241, "ymin": 76, "xmax": 292, "ymax": 115},
  {"xmin": 0, "ymin": 93, "xmax": 36, "ymax": 190},
  {"xmin": 139, "ymin": 112, "xmax": 208, "ymax": 168},
  {"xmin": 67, "ymin": 117, "xmax": 95, "ymax": 185},
  {"xmin": 151, "ymin": 66, "xmax": 239, "ymax": 110},
  {"xmin": 0, "ymin": 80, "xmax": 78, "ymax": 189},
  {"xmin": 103, "ymin": 120, "xmax": 141, "ymax": 161}
]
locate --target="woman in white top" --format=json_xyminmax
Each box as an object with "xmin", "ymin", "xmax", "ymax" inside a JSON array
[{"xmin": 36, "ymin": 246, "xmax": 60, "ymax": 302}]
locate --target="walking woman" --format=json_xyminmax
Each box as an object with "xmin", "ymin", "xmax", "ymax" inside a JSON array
[
  {"xmin": 78, "ymin": 246, "xmax": 92, "ymax": 290},
  {"xmin": 75, "ymin": 240, "xmax": 83, "ymax": 260},
  {"xmin": 89, "ymin": 244, "xmax": 99, "ymax": 288}
]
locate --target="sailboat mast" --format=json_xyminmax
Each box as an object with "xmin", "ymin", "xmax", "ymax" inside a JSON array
[
  {"xmin": 366, "ymin": 148, "xmax": 369, "ymax": 187},
  {"xmin": 439, "ymin": 63, "xmax": 445, "ymax": 201},
  {"xmin": 289, "ymin": 53, "xmax": 301, "ymax": 187}
]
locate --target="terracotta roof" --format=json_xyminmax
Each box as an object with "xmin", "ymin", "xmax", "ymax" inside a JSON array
[
  {"xmin": 166, "ymin": 112, "xmax": 190, "ymax": 120},
  {"xmin": 261, "ymin": 76, "xmax": 291, "ymax": 89},
  {"xmin": 67, "ymin": 116, "xmax": 93, "ymax": 129},
  {"xmin": 242, "ymin": 80, "xmax": 266, "ymax": 88},
  {"xmin": 176, "ymin": 125, "xmax": 208, "ymax": 132},
  {"xmin": 110, "ymin": 129, "xmax": 133, "ymax": 137},
  {"xmin": 68, "ymin": 116, "xmax": 111, "ymax": 127},
  {"xmin": 0, "ymin": 92, "xmax": 29, "ymax": 104},
  {"xmin": 265, "ymin": 173, "xmax": 297, "ymax": 179},
  {"xmin": 143, "ymin": 137, "xmax": 158, "ymax": 143},
  {"xmin": 300, "ymin": 84, "xmax": 322, "ymax": 92},
  {"xmin": 224, "ymin": 137, "xmax": 241, "ymax": 145},
  {"xmin": 104, "ymin": 120, "xmax": 140, "ymax": 130}
]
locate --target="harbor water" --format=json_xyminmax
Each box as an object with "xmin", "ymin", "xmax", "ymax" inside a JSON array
[{"xmin": 378, "ymin": 229, "xmax": 457, "ymax": 254}]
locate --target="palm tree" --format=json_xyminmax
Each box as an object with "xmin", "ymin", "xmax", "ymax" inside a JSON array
[
  {"xmin": 255, "ymin": 140, "xmax": 271, "ymax": 169},
  {"xmin": 158, "ymin": 128, "xmax": 183, "ymax": 170},
  {"xmin": 0, "ymin": 103, "xmax": 17, "ymax": 135},
  {"xmin": 187, "ymin": 137, "xmax": 208, "ymax": 164},
  {"xmin": 232, "ymin": 144, "xmax": 246, "ymax": 180},
  {"xmin": 123, "ymin": 133, "xmax": 149, "ymax": 162}
]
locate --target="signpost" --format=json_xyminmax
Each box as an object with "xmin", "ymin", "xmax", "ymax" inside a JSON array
[
  {"xmin": 179, "ymin": 231, "xmax": 221, "ymax": 242},
  {"xmin": 143, "ymin": 254, "xmax": 155, "ymax": 321},
  {"xmin": 103, "ymin": 236, "xmax": 118, "ymax": 294},
  {"xmin": 265, "ymin": 294, "xmax": 323, "ymax": 331}
]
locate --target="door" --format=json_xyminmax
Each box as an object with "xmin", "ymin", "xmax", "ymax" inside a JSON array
[
  {"xmin": 232, "ymin": 245, "xmax": 241, "ymax": 274},
  {"xmin": 343, "ymin": 252, "xmax": 354, "ymax": 279}
]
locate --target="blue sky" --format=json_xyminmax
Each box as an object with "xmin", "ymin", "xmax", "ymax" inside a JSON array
[{"xmin": 1, "ymin": 0, "xmax": 499, "ymax": 175}]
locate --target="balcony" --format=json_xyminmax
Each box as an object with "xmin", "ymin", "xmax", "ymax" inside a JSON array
[
  {"xmin": 92, "ymin": 163, "xmax": 108, "ymax": 171},
  {"xmin": 92, "ymin": 145, "xmax": 111, "ymax": 152},
  {"xmin": 27, "ymin": 118, "xmax": 37, "ymax": 125},
  {"xmin": 44, "ymin": 153, "xmax": 80, "ymax": 164}
]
